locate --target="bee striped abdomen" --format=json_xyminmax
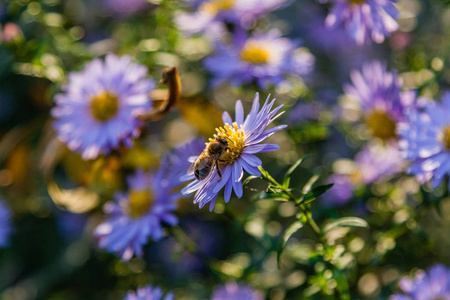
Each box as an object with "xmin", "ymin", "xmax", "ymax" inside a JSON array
[{"xmin": 194, "ymin": 158, "xmax": 214, "ymax": 180}]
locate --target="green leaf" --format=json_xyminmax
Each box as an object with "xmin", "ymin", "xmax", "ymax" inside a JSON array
[
  {"xmin": 277, "ymin": 221, "xmax": 303, "ymax": 268},
  {"xmin": 284, "ymin": 154, "xmax": 312, "ymax": 181},
  {"xmin": 252, "ymin": 192, "xmax": 289, "ymax": 202},
  {"xmin": 335, "ymin": 272, "xmax": 350, "ymax": 300},
  {"xmin": 301, "ymin": 183, "xmax": 334, "ymax": 204},
  {"xmin": 302, "ymin": 174, "xmax": 320, "ymax": 195},
  {"xmin": 323, "ymin": 217, "xmax": 369, "ymax": 233},
  {"xmin": 282, "ymin": 176, "xmax": 291, "ymax": 189}
]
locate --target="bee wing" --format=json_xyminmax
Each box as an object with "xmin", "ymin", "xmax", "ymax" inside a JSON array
[
  {"xmin": 187, "ymin": 158, "xmax": 197, "ymax": 175},
  {"xmin": 187, "ymin": 155, "xmax": 197, "ymax": 163}
]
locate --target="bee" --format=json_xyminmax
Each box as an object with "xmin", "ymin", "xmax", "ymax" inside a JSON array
[{"xmin": 189, "ymin": 137, "xmax": 230, "ymax": 181}]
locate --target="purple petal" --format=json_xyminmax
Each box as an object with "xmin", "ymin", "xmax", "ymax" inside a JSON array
[
  {"xmin": 222, "ymin": 111, "xmax": 233, "ymax": 125},
  {"xmin": 224, "ymin": 181, "xmax": 232, "ymax": 203},
  {"xmin": 241, "ymin": 153, "xmax": 262, "ymax": 167},
  {"xmin": 235, "ymin": 100, "xmax": 244, "ymax": 125}
]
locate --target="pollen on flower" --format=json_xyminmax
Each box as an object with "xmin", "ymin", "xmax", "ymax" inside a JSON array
[
  {"xmin": 440, "ymin": 125, "xmax": 450, "ymax": 151},
  {"xmin": 90, "ymin": 91, "xmax": 119, "ymax": 122},
  {"xmin": 128, "ymin": 190, "xmax": 154, "ymax": 218},
  {"xmin": 240, "ymin": 41, "xmax": 271, "ymax": 65},
  {"xmin": 201, "ymin": 0, "xmax": 235, "ymax": 15},
  {"xmin": 365, "ymin": 109, "xmax": 397, "ymax": 140},
  {"xmin": 212, "ymin": 122, "xmax": 245, "ymax": 165}
]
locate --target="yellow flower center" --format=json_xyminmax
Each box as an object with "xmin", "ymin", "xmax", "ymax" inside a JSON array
[
  {"xmin": 240, "ymin": 41, "xmax": 271, "ymax": 65},
  {"xmin": 200, "ymin": 0, "xmax": 235, "ymax": 15},
  {"xmin": 348, "ymin": 0, "xmax": 366, "ymax": 5},
  {"xmin": 90, "ymin": 91, "xmax": 119, "ymax": 122},
  {"xmin": 212, "ymin": 122, "xmax": 245, "ymax": 165},
  {"xmin": 365, "ymin": 109, "xmax": 397, "ymax": 141},
  {"xmin": 128, "ymin": 190, "xmax": 154, "ymax": 218},
  {"xmin": 440, "ymin": 125, "xmax": 450, "ymax": 151}
]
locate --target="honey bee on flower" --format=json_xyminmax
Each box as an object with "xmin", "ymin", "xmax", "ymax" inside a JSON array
[{"xmin": 182, "ymin": 93, "xmax": 286, "ymax": 211}]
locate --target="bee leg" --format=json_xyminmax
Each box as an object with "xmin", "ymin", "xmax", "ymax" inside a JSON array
[{"xmin": 215, "ymin": 160, "xmax": 222, "ymax": 181}]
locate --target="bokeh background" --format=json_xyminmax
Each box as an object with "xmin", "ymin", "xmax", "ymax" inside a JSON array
[{"xmin": 1, "ymin": 0, "xmax": 450, "ymax": 299}]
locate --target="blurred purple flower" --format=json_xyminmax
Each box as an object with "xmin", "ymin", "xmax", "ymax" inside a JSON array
[
  {"xmin": 102, "ymin": 0, "xmax": 150, "ymax": 19},
  {"xmin": 182, "ymin": 93, "xmax": 286, "ymax": 211},
  {"xmin": 323, "ymin": 0, "xmax": 398, "ymax": 45},
  {"xmin": 163, "ymin": 138, "xmax": 207, "ymax": 184},
  {"xmin": 204, "ymin": 30, "xmax": 314, "ymax": 88},
  {"xmin": 124, "ymin": 285, "xmax": 174, "ymax": 300},
  {"xmin": 344, "ymin": 61, "xmax": 407, "ymax": 141},
  {"xmin": 211, "ymin": 282, "xmax": 263, "ymax": 300},
  {"xmin": 0, "ymin": 200, "xmax": 12, "ymax": 247},
  {"xmin": 322, "ymin": 142, "xmax": 402, "ymax": 207},
  {"xmin": 55, "ymin": 210, "xmax": 87, "ymax": 241},
  {"xmin": 390, "ymin": 264, "xmax": 450, "ymax": 300},
  {"xmin": 95, "ymin": 169, "xmax": 179, "ymax": 260},
  {"xmin": 286, "ymin": 101, "xmax": 324, "ymax": 125},
  {"xmin": 52, "ymin": 54, "xmax": 154, "ymax": 160},
  {"xmin": 175, "ymin": 0, "xmax": 288, "ymax": 36},
  {"xmin": 153, "ymin": 219, "xmax": 224, "ymax": 279},
  {"xmin": 399, "ymin": 93, "xmax": 450, "ymax": 190},
  {"xmin": 321, "ymin": 174, "xmax": 354, "ymax": 207},
  {"xmin": 355, "ymin": 141, "xmax": 403, "ymax": 183}
]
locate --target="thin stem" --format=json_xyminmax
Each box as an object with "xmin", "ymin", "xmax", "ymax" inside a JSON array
[{"xmin": 258, "ymin": 166, "xmax": 325, "ymax": 243}]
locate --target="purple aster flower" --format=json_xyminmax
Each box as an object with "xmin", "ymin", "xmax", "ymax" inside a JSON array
[
  {"xmin": 94, "ymin": 169, "xmax": 179, "ymax": 260},
  {"xmin": 204, "ymin": 30, "xmax": 314, "ymax": 88},
  {"xmin": 102, "ymin": 0, "xmax": 150, "ymax": 18},
  {"xmin": 343, "ymin": 61, "xmax": 407, "ymax": 141},
  {"xmin": 52, "ymin": 54, "xmax": 154, "ymax": 160},
  {"xmin": 175, "ymin": 0, "xmax": 288, "ymax": 36},
  {"xmin": 390, "ymin": 264, "xmax": 450, "ymax": 300},
  {"xmin": 124, "ymin": 285, "xmax": 174, "ymax": 300},
  {"xmin": 211, "ymin": 282, "xmax": 264, "ymax": 300},
  {"xmin": 323, "ymin": 0, "xmax": 399, "ymax": 45},
  {"xmin": 182, "ymin": 93, "xmax": 286, "ymax": 211},
  {"xmin": 0, "ymin": 200, "xmax": 12, "ymax": 247},
  {"xmin": 398, "ymin": 93, "xmax": 450, "ymax": 189}
]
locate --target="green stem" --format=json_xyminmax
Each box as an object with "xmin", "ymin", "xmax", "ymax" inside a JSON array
[{"xmin": 258, "ymin": 166, "xmax": 325, "ymax": 243}]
